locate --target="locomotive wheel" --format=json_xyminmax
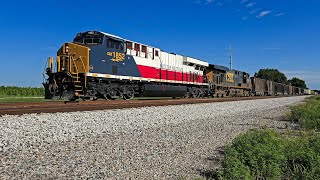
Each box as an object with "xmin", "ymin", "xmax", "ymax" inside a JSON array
[
  {"xmin": 197, "ymin": 92, "xmax": 204, "ymax": 98},
  {"xmin": 88, "ymin": 96, "xmax": 98, "ymax": 101},
  {"xmin": 103, "ymin": 89, "xmax": 118, "ymax": 100},
  {"xmin": 184, "ymin": 92, "xmax": 191, "ymax": 98},
  {"xmin": 123, "ymin": 90, "xmax": 134, "ymax": 100},
  {"xmin": 199, "ymin": 90, "xmax": 205, "ymax": 98}
]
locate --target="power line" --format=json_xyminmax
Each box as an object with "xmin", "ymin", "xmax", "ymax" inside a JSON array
[{"xmin": 229, "ymin": 44, "xmax": 232, "ymax": 70}]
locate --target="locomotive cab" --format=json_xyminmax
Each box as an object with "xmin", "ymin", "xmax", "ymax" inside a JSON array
[{"xmin": 43, "ymin": 31, "xmax": 132, "ymax": 101}]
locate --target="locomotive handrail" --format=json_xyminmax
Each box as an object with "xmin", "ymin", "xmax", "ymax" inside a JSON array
[
  {"xmin": 69, "ymin": 55, "xmax": 87, "ymax": 89},
  {"xmin": 79, "ymin": 57, "xmax": 86, "ymax": 73},
  {"xmin": 70, "ymin": 56, "xmax": 79, "ymax": 76},
  {"xmin": 79, "ymin": 56, "xmax": 87, "ymax": 87}
]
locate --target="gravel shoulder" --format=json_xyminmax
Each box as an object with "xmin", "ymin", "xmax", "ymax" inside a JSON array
[{"xmin": 0, "ymin": 96, "xmax": 306, "ymax": 179}]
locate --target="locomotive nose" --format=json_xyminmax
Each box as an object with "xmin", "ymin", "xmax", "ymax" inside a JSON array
[
  {"xmin": 43, "ymin": 42, "xmax": 90, "ymax": 100},
  {"xmin": 56, "ymin": 43, "xmax": 90, "ymax": 74}
]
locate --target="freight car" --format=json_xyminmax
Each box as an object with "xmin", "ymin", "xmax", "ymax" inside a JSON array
[
  {"xmin": 250, "ymin": 77, "xmax": 304, "ymax": 96},
  {"xmin": 43, "ymin": 31, "xmax": 252, "ymax": 101},
  {"xmin": 305, "ymin": 89, "xmax": 315, "ymax": 95},
  {"xmin": 43, "ymin": 30, "xmax": 307, "ymax": 101},
  {"xmin": 293, "ymin": 87, "xmax": 300, "ymax": 95},
  {"xmin": 251, "ymin": 77, "xmax": 274, "ymax": 96},
  {"xmin": 289, "ymin": 85, "xmax": 293, "ymax": 95}
]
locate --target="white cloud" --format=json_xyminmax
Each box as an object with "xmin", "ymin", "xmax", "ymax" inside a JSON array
[
  {"xmin": 193, "ymin": 0, "xmax": 215, "ymax": 5},
  {"xmin": 206, "ymin": 0, "xmax": 215, "ymax": 4},
  {"xmin": 249, "ymin": 8, "xmax": 261, "ymax": 14},
  {"xmin": 275, "ymin": 12, "xmax": 285, "ymax": 17},
  {"xmin": 193, "ymin": 0, "xmax": 283, "ymax": 21},
  {"xmin": 257, "ymin": 10, "xmax": 272, "ymax": 18},
  {"xmin": 246, "ymin": 2, "xmax": 256, "ymax": 8}
]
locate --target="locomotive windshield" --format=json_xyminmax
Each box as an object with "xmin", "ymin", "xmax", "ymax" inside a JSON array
[{"xmin": 73, "ymin": 31, "xmax": 104, "ymax": 45}]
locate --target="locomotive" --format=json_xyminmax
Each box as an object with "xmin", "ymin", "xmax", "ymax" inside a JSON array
[{"xmin": 43, "ymin": 31, "xmax": 304, "ymax": 101}]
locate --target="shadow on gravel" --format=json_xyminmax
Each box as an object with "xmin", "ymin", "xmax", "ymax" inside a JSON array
[
  {"xmin": 197, "ymin": 147, "xmax": 225, "ymax": 180},
  {"xmin": 198, "ymin": 169, "xmax": 219, "ymax": 180}
]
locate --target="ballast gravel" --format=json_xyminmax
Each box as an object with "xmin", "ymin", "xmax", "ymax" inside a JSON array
[{"xmin": 0, "ymin": 96, "xmax": 306, "ymax": 179}]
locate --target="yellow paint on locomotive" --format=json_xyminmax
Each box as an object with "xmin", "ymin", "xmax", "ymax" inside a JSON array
[
  {"xmin": 56, "ymin": 43, "xmax": 90, "ymax": 74},
  {"xmin": 107, "ymin": 51, "xmax": 125, "ymax": 62},
  {"xmin": 226, "ymin": 72, "xmax": 235, "ymax": 83},
  {"xmin": 205, "ymin": 71, "xmax": 214, "ymax": 83}
]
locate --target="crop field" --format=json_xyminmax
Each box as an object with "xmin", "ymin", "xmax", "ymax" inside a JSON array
[
  {"xmin": 0, "ymin": 86, "xmax": 45, "ymax": 102},
  {"xmin": 0, "ymin": 86, "xmax": 44, "ymax": 97}
]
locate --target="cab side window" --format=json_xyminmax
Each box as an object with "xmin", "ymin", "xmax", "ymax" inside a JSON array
[
  {"xmin": 126, "ymin": 41, "xmax": 133, "ymax": 49},
  {"xmin": 107, "ymin": 38, "xmax": 124, "ymax": 51}
]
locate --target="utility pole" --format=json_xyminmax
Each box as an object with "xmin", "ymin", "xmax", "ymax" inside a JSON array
[{"xmin": 229, "ymin": 44, "xmax": 232, "ymax": 70}]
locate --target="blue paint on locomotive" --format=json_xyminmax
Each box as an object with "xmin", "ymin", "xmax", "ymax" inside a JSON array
[
  {"xmin": 89, "ymin": 40, "xmax": 142, "ymax": 77},
  {"xmin": 74, "ymin": 31, "xmax": 142, "ymax": 77}
]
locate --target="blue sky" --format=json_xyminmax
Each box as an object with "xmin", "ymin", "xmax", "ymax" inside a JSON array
[{"xmin": 0, "ymin": 0, "xmax": 319, "ymax": 89}]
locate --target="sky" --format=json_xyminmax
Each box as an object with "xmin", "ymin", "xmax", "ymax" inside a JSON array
[{"xmin": 0, "ymin": 0, "xmax": 319, "ymax": 89}]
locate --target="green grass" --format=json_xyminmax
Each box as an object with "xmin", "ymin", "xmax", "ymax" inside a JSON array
[
  {"xmin": 289, "ymin": 96, "xmax": 320, "ymax": 130},
  {"xmin": 218, "ymin": 129, "xmax": 320, "ymax": 180},
  {"xmin": 206, "ymin": 96, "xmax": 320, "ymax": 180},
  {"xmin": 0, "ymin": 97, "xmax": 46, "ymax": 103}
]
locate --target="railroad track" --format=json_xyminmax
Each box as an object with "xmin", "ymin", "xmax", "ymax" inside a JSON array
[{"xmin": 0, "ymin": 96, "xmax": 289, "ymax": 116}]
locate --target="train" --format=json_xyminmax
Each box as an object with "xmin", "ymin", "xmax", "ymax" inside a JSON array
[{"xmin": 43, "ymin": 30, "xmax": 310, "ymax": 101}]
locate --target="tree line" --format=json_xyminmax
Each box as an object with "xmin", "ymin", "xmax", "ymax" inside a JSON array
[
  {"xmin": 255, "ymin": 69, "xmax": 307, "ymax": 89},
  {"xmin": 0, "ymin": 86, "xmax": 44, "ymax": 97}
]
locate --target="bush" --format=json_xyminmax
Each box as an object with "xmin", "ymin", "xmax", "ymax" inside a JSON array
[
  {"xmin": 290, "ymin": 97, "xmax": 320, "ymax": 130},
  {"xmin": 220, "ymin": 129, "xmax": 286, "ymax": 179},
  {"xmin": 284, "ymin": 131, "xmax": 320, "ymax": 179},
  {"xmin": 0, "ymin": 86, "xmax": 44, "ymax": 97},
  {"xmin": 219, "ymin": 130, "xmax": 320, "ymax": 180}
]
